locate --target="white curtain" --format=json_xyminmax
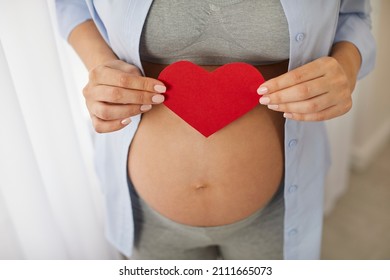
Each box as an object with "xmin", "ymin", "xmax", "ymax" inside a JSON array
[{"xmin": 0, "ymin": 0, "xmax": 118, "ymax": 259}]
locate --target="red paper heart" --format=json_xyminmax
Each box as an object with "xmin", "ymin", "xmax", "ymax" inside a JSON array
[{"xmin": 158, "ymin": 61, "xmax": 265, "ymax": 137}]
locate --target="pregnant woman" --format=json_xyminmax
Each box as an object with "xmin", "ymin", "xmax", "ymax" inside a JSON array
[{"xmin": 55, "ymin": 0, "xmax": 375, "ymax": 259}]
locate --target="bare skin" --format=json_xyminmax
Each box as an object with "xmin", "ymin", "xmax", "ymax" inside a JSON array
[
  {"xmin": 128, "ymin": 61, "xmax": 286, "ymax": 226},
  {"xmin": 69, "ymin": 20, "xmax": 361, "ymax": 226}
]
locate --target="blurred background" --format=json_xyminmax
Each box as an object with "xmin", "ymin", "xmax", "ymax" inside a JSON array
[
  {"xmin": 321, "ymin": 0, "xmax": 390, "ymax": 259},
  {"xmin": 0, "ymin": 0, "xmax": 389, "ymax": 259}
]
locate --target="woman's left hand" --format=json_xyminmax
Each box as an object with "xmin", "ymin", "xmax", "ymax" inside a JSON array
[{"xmin": 257, "ymin": 52, "xmax": 359, "ymax": 121}]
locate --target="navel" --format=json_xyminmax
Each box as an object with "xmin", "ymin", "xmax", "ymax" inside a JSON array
[{"xmin": 194, "ymin": 184, "xmax": 208, "ymax": 191}]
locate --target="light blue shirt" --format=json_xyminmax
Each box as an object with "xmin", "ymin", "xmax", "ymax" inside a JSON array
[{"xmin": 55, "ymin": 0, "xmax": 376, "ymax": 259}]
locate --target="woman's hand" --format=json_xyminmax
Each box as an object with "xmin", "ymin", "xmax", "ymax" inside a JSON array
[
  {"xmin": 83, "ymin": 59, "xmax": 166, "ymax": 133},
  {"xmin": 257, "ymin": 42, "xmax": 361, "ymax": 121}
]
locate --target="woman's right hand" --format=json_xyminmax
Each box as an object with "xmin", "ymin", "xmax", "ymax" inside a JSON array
[{"xmin": 83, "ymin": 59, "xmax": 166, "ymax": 133}]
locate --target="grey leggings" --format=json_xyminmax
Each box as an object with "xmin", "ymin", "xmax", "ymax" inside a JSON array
[{"xmin": 129, "ymin": 180, "xmax": 285, "ymax": 260}]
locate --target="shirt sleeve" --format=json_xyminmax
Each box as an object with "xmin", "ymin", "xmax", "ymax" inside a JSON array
[
  {"xmin": 55, "ymin": 0, "xmax": 92, "ymax": 40},
  {"xmin": 335, "ymin": 0, "xmax": 376, "ymax": 79}
]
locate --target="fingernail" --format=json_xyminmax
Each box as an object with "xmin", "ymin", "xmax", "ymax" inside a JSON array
[
  {"xmin": 154, "ymin": 85, "xmax": 166, "ymax": 93},
  {"xmin": 257, "ymin": 86, "xmax": 268, "ymax": 95},
  {"xmin": 284, "ymin": 113, "xmax": 293, "ymax": 119},
  {"xmin": 152, "ymin": 94, "xmax": 165, "ymax": 103},
  {"xmin": 268, "ymin": 104, "xmax": 279, "ymax": 110},
  {"xmin": 259, "ymin": 97, "xmax": 270, "ymax": 105},
  {"xmin": 121, "ymin": 118, "xmax": 132, "ymax": 125},
  {"xmin": 140, "ymin": 104, "xmax": 152, "ymax": 112}
]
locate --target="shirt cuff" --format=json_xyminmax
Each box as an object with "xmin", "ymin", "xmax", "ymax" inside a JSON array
[
  {"xmin": 55, "ymin": 0, "xmax": 92, "ymax": 40},
  {"xmin": 334, "ymin": 14, "xmax": 376, "ymax": 80}
]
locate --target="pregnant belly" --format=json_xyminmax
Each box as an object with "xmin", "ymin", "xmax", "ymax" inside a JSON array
[{"xmin": 127, "ymin": 61, "xmax": 287, "ymax": 226}]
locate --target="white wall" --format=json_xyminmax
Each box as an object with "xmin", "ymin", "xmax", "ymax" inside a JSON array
[{"xmin": 324, "ymin": 0, "xmax": 390, "ymax": 214}]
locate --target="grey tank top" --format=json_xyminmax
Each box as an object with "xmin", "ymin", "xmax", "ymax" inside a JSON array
[{"xmin": 140, "ymin": 0, "xmax": 290, "ymax": 65}]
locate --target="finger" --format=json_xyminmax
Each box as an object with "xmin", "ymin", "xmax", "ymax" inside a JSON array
[
  {"xmin": 267, "ymin": 92, "xmax": 334, "ymax": 114},
  {"xmin": 91, "ymin": 115, "xmax": 131, "ymax": 133},
  {"xmin": 257, "ymin": 58, "xmax": 329, "ymax": 94},
  {"xmin": 105, "ymin": 60, "xmax": 142, "ymax": 75},
  {"xmin": 89, "ymin": 66, "xmax": 166, "ymax": 93},
  {"xmin": 88, "ymin": 85, "xmax": 165, "ymax": 105},
  {"xmin": 283, "ymin": 101, "xmax": 352, "ymax": 122},
  {"xmin": 259, "ymin": 76, "xmax": 329, "ymax": 105},
  {"xmin": 91, "ymin": 101, "xmax": 151, "ymax": 121}
]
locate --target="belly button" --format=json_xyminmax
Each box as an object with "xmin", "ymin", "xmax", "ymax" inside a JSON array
[{"xmin": 195, "ymin": 184, "xmax": 208, "ymax": 190}]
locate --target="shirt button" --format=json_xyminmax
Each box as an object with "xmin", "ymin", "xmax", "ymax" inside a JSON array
[
  {"xmin": 288, "ymin": 139, "xmax": 298, "ymax": 148},
  {"xmin": 288, "ymin": 229, "xmax": 298, "ymax": 237},
  {"xmin": 288, "ymin": 185, "xmax": 298, "ymax": 193},
  {"xmin": 295, "ymin": 33, "xmax": 305, "ymax": 42}
]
